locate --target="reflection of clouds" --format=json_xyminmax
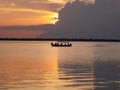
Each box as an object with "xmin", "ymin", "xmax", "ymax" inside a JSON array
[
  {"xmin": 58, "ymin": 42, "xmax": 95, "ymax": 65},
  {"xmin": 93, "ymin": 42, "xmax": 120, "ymax": 90},
  {"xmin": 58, "ymin": 42, "xmax": 94, "ymax": 90},
  {"xmin": 94, "ymin": 60, "xmax": 120, "ymax": 90},
  {"xmin": 58, "ymin": 42, "xmax": 120, "ymax": 90},
  {"xmin": 58, "ymin": 61, "xmax": 95, "ymax": 89},
  {"xmin": 93, "ymin": 44, "xmax": 105, "ymax": 47},
  {"xmin": 58, "ymin": 43, "xmax": 95, "ymax": 89},
  {"xmin": 93, "ymin": 42, "xmax": 120, "ymax": 62},
  {"xmin": 0, "ymin": 42, "xmax": 120, "ymax": 90}
]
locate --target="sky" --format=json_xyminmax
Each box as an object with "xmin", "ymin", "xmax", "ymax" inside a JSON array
[
  {"xmin": 0, "ymin": 0, "xmax": 120, "ymax": 39},
  {"xmin": 0, "ymin": 0, "xmax": 94, "ymax": 26},
  {"xmin": 0, "ymin": 0, "xmax": 95, "ymax": 38},
  {"xmin": 0, "ymin": 0, "xmax": 70, "ymax": 37},
  {"xmin": 41, "ymin": 0, "xmax": 120, "ymax": 39},
  {"xmin": 0, "ymin": 0, "xmax": 64, "ymax": 26}
]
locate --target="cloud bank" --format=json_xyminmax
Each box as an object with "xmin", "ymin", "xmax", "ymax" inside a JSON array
[
  {"xmin": 0, "ymin": 24, "xmax": 53, "ymax": 38},
  {"xmin": 41, "ymin": 0, "xmax": 120, "ymax": 39}
]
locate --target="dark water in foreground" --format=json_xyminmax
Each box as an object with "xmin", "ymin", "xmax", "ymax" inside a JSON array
[{"xmin": 0, "ymin": 41, "xmax": 120, "ymax": 90}]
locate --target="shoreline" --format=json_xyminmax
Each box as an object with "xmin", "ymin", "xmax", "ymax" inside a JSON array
[{"xmin": 0, "ymin": 38, "xmax": 120, "ymax": 42}]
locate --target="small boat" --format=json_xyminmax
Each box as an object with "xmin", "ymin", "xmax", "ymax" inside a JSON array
[{"xmin": 51, "ymin": 42, "xmax": 72, "ymax": 47}]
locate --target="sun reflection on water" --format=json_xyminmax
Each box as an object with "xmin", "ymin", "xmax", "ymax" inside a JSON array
[{"xmin": 0, "ymin": 41, "xmax": 120, "ymax": 90}]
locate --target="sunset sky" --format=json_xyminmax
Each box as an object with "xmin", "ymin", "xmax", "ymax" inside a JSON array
[
  {"xmin": 0, "ymin": 0, "xmax": 71, "ymax": 26},
  {"xmin": 0, "ymin": 0, "xmax": 70, "ymax": 37},
  {"xmin": 0, "ymin": 0, "xmax": 94, "ymax": 26},
  {"xmin": 0, "ymin": 0, "xmax": 95, "ymax": 38},
  {"xmin": 0, "ymin": 0, "xmax": 119, "ymax": 39}
]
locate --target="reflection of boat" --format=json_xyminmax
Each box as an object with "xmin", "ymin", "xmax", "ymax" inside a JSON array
[{"xmin": 51, "ymin": 42, "xmax": 72, "ymax": 47}]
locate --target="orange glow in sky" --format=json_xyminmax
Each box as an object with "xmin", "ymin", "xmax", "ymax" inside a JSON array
[
  {"xmin": 0, "ymin": 0, "xmax": 93, "ymax": 26},
  {"xmin": 0, "ymin": 8, "xmax": 58, "ymax": 26},
  {"xmin": 0, "ymin": 0, "xmax": 64, "ymax": 26},
  {"xmin": 0, "ymin": 0, "xmax": 95, "ymax": 38},
  {"xmin": 0, "ymin": 0, "xmax": 94, "ymax": 26}
]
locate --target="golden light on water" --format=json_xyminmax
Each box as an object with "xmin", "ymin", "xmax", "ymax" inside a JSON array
[
  {"xmin": 0, "ymin": 42, "xmax": 60, "ymax": 88},
  {"xmin": 1, "ymin": 42, "xmax": 120, "ymax": 90}
]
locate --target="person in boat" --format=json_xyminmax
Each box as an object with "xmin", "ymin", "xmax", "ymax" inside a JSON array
[
  {"xmin": 51, "ymin": 42, "xmax": 54, "ymax": 45},
  {"xmin": 60, "ymin": 43, "xmax": 63, "ymax": 46},
  {"xmin": 51, "ymin": 42, "xmax": 72, "ymax": 46}
]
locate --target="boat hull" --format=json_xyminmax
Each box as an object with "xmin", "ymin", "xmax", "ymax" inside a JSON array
[
  {"xmin": 51, "ymin": 45, "xmax": 72, "ymax": 47},
  {"xmin": 51, "ymin": 42, "xmax": 72, "ymax": 47}
]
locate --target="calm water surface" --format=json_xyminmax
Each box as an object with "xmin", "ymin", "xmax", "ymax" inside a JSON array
[{"xmin": 0, "ymin": 41, "xmax": 120, "ymax": 90}]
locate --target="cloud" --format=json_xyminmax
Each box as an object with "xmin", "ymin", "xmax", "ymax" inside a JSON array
[
  {"xmin": 0, "ymin": 24, "xmax": 53, "ymax": 30},
  {"xmin": 0, "ymin": 0, "xmax": 64, "ymax": 12},
  {"xmin": 0, "ymin": 0, "xmax": 120, "ymax": 38},
  {"xmin": 0, "ymin": 8, "xmax": 52, "ymax": 13},
  {"xmin": 41, "ymin": 0, "xmax": 120, "ymax": 39},
  {"xmin": 0, "ymin": 7, "xmax": 58, "ymax": 26},
  {"xmin": 0, "ymin": 30, "xmax": 44, "ymax": 38},
  {"xmin": 0, "ymin": 0, "xmax": 64, "ymax": 26},
  {"xmin": 0, "ymin": 24, "xmax": 53, "ymax": 38}
]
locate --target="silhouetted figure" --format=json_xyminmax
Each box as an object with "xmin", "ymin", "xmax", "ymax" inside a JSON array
[{"xmin": 51, "ymin": 42, "xmax": 72, "ymax": 47}]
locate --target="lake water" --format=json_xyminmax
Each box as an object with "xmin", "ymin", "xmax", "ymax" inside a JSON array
[{"xmin": 0, "ymin": 41, "xmax": 120, "ymax": 90}]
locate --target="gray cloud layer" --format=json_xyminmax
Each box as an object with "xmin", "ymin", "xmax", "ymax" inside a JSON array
[
  {"xmin": 0, "ymin": 24, "xmax": 53, "ymax": 31},
  {"xmin": 41, "ymin": 0, "xmax": 120, "ymax": 39}
]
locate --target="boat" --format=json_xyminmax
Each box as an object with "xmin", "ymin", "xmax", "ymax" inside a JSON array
[{"xmin": 51, "ymin": 42, "xmax": 72, "ymax": 47}]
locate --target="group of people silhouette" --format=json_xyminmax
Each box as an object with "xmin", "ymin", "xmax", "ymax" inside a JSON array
[{"xmin": 51, "ymin": 42, "xmax": 72, "ymax": 47}]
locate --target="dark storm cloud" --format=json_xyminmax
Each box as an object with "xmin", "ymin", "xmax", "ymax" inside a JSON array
[{"xmin": 41, "ymin": 0, "xmax": 120, "ymax": 39}]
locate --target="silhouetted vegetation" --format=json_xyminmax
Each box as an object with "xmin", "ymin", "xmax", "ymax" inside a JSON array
[{"xmin": 0, "ymin": 38, "xmax": 120, "ymax": 42}]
